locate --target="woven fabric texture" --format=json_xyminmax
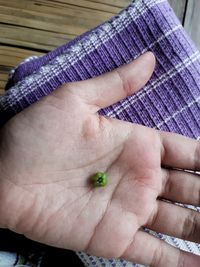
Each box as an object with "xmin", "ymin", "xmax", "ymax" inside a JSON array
[{"xmin": 1, "ymin": 0, "xmax": 200, "ymax": 266}]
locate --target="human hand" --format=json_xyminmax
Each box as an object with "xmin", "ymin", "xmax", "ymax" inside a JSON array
[{"xmin": 0, "ymin": 52, "xmax": 199, "ymax": 267}]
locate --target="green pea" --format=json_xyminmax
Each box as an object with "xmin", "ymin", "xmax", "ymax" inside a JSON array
[{"xmin": 91, "ymin": 172, "xmax": 108, "ymax": 187}]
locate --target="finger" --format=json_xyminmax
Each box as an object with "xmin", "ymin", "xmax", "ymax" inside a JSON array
[
  {"xmin": 160, "ymin": 131, "xmax": 200, "ymax": 171},
  {"xmin": 160, "ymin": 168, "xmax": 200, "ymax": 206},
  {"xmin": 63, "ymin": 52, "xmax": 155, "ymax": 110},
  {"xmin": 122, "ymin": 230, "xmax": 200, "ymax": 267},
  {"xmin": 146, "ymin": 200, "xmax": 200, "ymax": 243}
]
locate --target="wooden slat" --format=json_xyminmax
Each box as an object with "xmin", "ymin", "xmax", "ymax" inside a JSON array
[
  {"xmin": 0, "ymin": 45, "xmax": 43, "ymax": 67},
  {"xmin": 0, "ymin": 0, "xmax": 119, "ymax": 20},
  {"xmin": 0, "ymin": 0, "xmax": 126, "ymax": 51},
  {"xmin": 0, "ymin": 73, "xmax": 9, "ymax": 94},
  {"xmin": 52, "ymin": 0, "xmax": 131, "ymax": 8},
  {"xmin": 184, "ymin": 0, "xmax": 200, "ymax": 51},
  {"xmin": 0, "ymin": 45, "xmax": 43, "ymax": 92},
  {"xmin": 168, "ymin": 0, "xmax": 187, "ymax": 23},
  {"xmin": 38, "ymin": 0, "xmax": 124, "ymax": 13},
  {"xmin": 0, "ymin": 6, "xmax": 109, "ymax": 35},
  {"xmin": 0, "ymin": 24, "xmax": 73, "ymax": 51}
]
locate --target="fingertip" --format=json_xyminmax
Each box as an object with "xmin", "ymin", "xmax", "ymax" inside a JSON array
[
  {"xmin": 143, "ymin": 51, "xmax": 156, "ymax": 64},
  {"xmin": 124, "ymin": 51, "xmax": 156, "ymax": 93},
  {"xmin": 146, "ymin": 51, "xmax": 156, "ymax": 71},
  {"xmin": 139, "ymin": 51, "xmax": 156, "ymax": 73}
]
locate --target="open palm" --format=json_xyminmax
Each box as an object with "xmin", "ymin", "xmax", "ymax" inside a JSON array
[{"xmin": 0, "ymin": 53, "xmax": 199, "ymax": 267}]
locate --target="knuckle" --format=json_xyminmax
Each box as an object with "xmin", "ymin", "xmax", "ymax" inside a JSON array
[
  {"xmin": 115, "ymin": 68, "xmax": 133, "ymax": 96},
  {"xmin": 182, "ymin": 210, "xmax": 199, "ymax": 241},
  {"xmin": 163, "ymin": 169, "xmax": 172, "ymax": 195},
  {"xmin": 177, "ymin": 250, "xmax": 185, "ymax": 267},
  {"xmin": 150, "ymin": 242, "xmax": 163, "ymax": 267}
]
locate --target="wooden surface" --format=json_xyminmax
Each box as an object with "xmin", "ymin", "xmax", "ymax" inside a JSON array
[
  {"xmin": 168, "ymin": 0, "xmax": 187, "ymax": 23},
  {"xmin": 184, "ymin": 0, "xmax": 200, "ymax": 51},
  {"xmin": 0, "ymin": 0, "xmax": 199, "ymax": 93}
]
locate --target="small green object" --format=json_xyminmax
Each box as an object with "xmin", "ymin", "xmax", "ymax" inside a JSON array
[{"xmin": 92, "ymin": 172, "xmax": 108, "ymax": 187}]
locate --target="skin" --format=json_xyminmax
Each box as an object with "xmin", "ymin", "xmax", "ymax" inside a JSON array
[{"xmin": 0, "ymin": 52, "xmax": 199, "ymax": 266}]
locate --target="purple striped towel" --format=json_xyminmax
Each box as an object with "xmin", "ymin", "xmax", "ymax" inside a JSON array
[{"xmin": 1, "ymin": 0, "xmax": 200, "ymax": 266}]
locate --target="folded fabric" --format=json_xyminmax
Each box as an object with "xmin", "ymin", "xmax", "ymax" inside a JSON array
[{"xmin": 1, "ymin": 0, "xmax": 200, "ymax": 266}]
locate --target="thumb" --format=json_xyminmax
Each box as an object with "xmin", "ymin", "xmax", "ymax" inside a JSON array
[{"xmin": 61, "ymin": 52, "xmax": 155, "ymax": 111}]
